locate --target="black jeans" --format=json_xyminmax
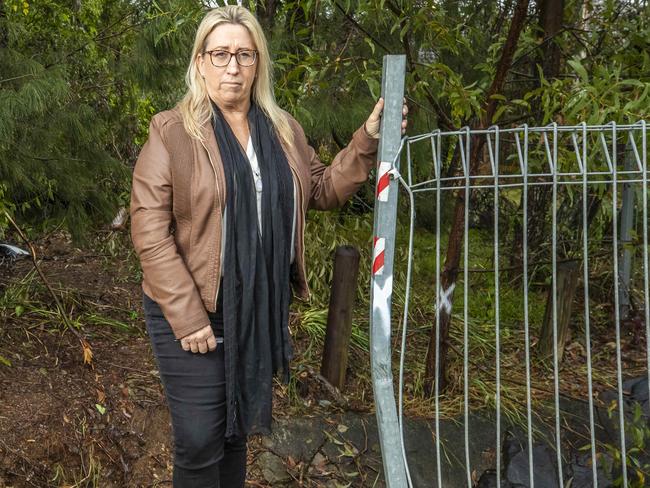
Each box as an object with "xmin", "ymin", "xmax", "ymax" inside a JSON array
[{"xmin": 143, "ymin": 291, "xmax": 247, "ymax": 488}]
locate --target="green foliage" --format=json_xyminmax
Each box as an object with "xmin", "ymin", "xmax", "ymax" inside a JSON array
[
  {"xmin": 602, "ymin": 401, "xmax": 650, "ymax": 487},
  {"xmin": 0, "ymin": 267, "xmax": 136, "ymax": 337},
  {"xmin": 0, "ymin": 0, "xmax": 140, "ymax": 240},
  {"xmin": 0, "ymin": 182, "xmax": 14, "ymax": 238},
  {"xmin": 2, "ymin": 0, "xmax": 648, "ymax": 240},
  {"xmin": 512, "ymin": 3, "xmax": 649, "ymax": 125},
  {"xmin": 2, "ymin": 2, "xmax": 647, "ymax": 456},
  {"xmin": 128, "ymin": 0, "xmax": 203, "ymax": 107}
]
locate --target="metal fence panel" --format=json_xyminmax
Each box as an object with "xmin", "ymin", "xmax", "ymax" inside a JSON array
[{"xmin": 372, "ymin": 119, "xmax": 649, "ymax": 487}]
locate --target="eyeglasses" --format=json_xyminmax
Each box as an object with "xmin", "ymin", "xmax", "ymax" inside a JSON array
[{"xmin": 203, "ymin": 49, "xmax": 258, "ymax": 68}]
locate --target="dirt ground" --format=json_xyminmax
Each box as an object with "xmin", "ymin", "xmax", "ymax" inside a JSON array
[
  {"xmin": 1, "ymin": 229, "xmax": 647, "ymax": 487},
  {"xmin": 0, "ymin": 231, "xmax": 370, "ymax": 488}
]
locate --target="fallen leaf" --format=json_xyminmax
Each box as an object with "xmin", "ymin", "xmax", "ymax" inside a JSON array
[{"xmin": 82, "ymin": 341, "xmax": 93, "ymax": 365}]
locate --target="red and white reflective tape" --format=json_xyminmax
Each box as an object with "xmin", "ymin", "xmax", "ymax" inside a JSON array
[
  {"xmin": 376, "ymin": 161, "xmax": 392, "ymax": 202},
  {"xmin": 372, "ymin": 236, "xmax": 386, "ymax": 275}
]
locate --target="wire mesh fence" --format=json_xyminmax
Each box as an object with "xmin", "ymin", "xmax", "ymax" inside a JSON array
[{"xmin": 371, "ymin": 121, "xmax": 649, "ymax": 487}]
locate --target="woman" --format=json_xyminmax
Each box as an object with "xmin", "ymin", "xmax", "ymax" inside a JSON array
[{"xmin": 130, "ymin": 5, "xmax": 407, "ymax": 487}]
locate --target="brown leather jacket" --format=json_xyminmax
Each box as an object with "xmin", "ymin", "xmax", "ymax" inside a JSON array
[{"xmin": 130, "ymin": 107, "xmax": 378, "ymax": 340}]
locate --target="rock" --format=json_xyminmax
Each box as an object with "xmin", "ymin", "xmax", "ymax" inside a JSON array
[
  {"xmin": 476, "ymin": 469, "xmax": 510, "ymax": 487},
  {"xmin": 600, "ymin": 377, "xmax": 650, "ymax": 453},
  {"xmin": 624, "ymin": 376, "xmax": 649, "ymax": 416},
  {"xmin": 507, "ymin": 445, "xmax": 559, "ymax": 488},
  {"xmin": 256, "ymin": 452, "xmax": 291, "ymax": 484},
  {"xmin": 500, "ymin": 433, "xmax": 559, "ymax": 488},
  {"xmin": 402, "ymin": 418, "xmax": 437, "ymax": 487},
  {"xmin": 601, "ymin": 376, "xmax": 650, "ymax": 418},
  {"xmin": 479, "ymin": 434, "xmax": 615, "ymax": 488},
  {"xmin": 309, "ymin": 451, "xmax": 331, "ymax": 475},
  {"xmin": 321, "ymin": 432, "xmax": 358, "ymax": 465},
  {"xmin": 568, "ymin": 452, "xmax": 612, "ymax": 488},
  {"xmin": 261, "ymin": 418, "xmax": 325, "ymax": 461}
]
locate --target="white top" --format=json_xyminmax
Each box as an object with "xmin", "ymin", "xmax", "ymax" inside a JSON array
[
  {"xmin": 246, "ymin": 136, "xmax": 264, "ymax": 233},
  {"xmin": 220, "ymin": 137, "xmax": 297, "ymax": 273}
]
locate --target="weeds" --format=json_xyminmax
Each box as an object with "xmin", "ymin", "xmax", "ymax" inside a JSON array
[
  {"xmin": 297, "ymin": 208, "xmax": 645, "ymax": 443},
  {"xmin": 49, "ymin": 444, "xmax": 103, "ymax": 488},
  {"xmin": 92, "ymin": 230, "xmax": 142, "ymax": 284},
  {"xmin": 601, "ymin": 402, "xmax": 650, "ymax": 487},
  {"xmin": 1, "ymin": 273, "xmax": 135, "ymax": 336}
]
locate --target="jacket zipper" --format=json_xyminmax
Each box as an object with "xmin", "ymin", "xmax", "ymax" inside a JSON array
[
  {"xmin": 199, "ymin": 139, "xmax": 222, "ymax": 310},
  {"xmin": 202, "ymin": 137, "xmax": 308, "ymax": 307},
  {"xmin": 287, "ymin": 159, "xmax": 309, "ymax": 296},
  {"xmin": 201, "ymin": 137, "xmax": 236, "ymax": 432}
]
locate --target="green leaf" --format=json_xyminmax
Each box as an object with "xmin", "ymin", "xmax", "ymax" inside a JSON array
[
  {"xmin": 95, "ymin": 403, "xmax": 106, "ymax": 415},
  {"xmin": 620, "ymin": 79, "xmax": 644, "ymax": 88},
  {"xmin": 400, "ymin": 23, "xmax": 409, "ymax": 41},
  {"xmin": 492, "ymin": 104, "xmax": 507, "ymax": 124},
  {"xmin": 568, "ymin": 59, "xmax": 589, "ymax": 82},
  {"xmin": 501, "ymin": 189, "xmax": 522, "ymax": 207},
  {"xmin": 364, "ymin": 37, "xmax": 375, "ymax": 55},
  {"xmin": 365, "ymin": 77, "xmax": 380, "ymax": 100}
]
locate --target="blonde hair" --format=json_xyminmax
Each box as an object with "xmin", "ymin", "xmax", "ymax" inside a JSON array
[{"xmin": 178, "ymin": 6, "xmax": 293, "ymax": 145}]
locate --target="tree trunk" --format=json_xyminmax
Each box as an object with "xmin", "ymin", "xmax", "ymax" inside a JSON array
[
  {"xmin": 510, "ymin": 0, "xmax": 565, "ymax": 277},
  {"xmin": 492, "ymin": 0, "xmax": 515, "ymax": 37},
  {"xmin": 257, "ymin": 0, "xmax": 279, "ymax": 31},
  {"xmin": 423, "ymin": 0, "xmax": 531, "ymax": 396},
  {"xmin": 537, "ymin": 0, "xmax": 565, "ymax": 79},
  {"xmin": 0, "ymin": 2, "xmax": 7, "ymax": 49}
]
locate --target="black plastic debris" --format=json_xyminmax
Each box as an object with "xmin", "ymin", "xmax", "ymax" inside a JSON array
[
  {"xmin": 504, "ymin": 434, "xmax": 559, "ymax": 488},
  {"xmin": 0, "ymin": 242, "xmax": 30, "ymax": 264},
  {"xmin": 569, "ymin": 452, "xmax": 612, "ymax": 488},
  {"xmin": 477, "ymin": 432, "xmax": 614, "ymax": 488},
  {"xmin": 623, "ymin": 377, "xmax": 649, "ymax": 417}
]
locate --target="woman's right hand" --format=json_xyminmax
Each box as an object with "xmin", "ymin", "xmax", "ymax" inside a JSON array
[{"xmin": 180, "ymin": 325, "xmax": 218, "ymax": 353}]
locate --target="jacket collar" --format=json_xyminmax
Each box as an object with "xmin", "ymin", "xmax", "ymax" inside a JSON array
[
  {"xmin": 198, "ymin": 109, "xmax": 306, "ymax": 204},
  {"xmin": 200, "ymin": 117, "xmax": 222, "ymax": 165}
]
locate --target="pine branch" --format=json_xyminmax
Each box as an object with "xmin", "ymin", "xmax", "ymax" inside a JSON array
[
  {"xmin": 332, "ymin": 1, "xmax": 391, "ymax": 53},
  {"xmin": 385, "ymin": 0, "xmax": 455, "ymax": 130},
  {"xmin": 44, "ymin": 10, "xmax": 140, "ymax": 70},
  {"xmin": 0, "ymin": 73, "xmax": 37, "ymax": 85}
]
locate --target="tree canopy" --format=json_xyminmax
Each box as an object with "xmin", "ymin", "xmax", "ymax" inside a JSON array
[{"xmin": 0, "ymin": 0, "xmax": 648, "ymax": 239}]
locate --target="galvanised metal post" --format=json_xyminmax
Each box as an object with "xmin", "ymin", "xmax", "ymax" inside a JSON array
[
  {"xmin": 370, "ymin": 54, "xmax": 407, "ymax": 488},
  {"xmin": 619, "ymin": 138, "xmax": 637, "ymax": 319}
]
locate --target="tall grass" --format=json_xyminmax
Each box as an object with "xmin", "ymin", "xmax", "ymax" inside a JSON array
[{"xmin": 297, "ymin": 206, "xmax": 634, "ymax": 434}]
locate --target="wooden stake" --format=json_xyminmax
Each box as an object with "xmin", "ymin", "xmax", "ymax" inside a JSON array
[
  {"xmin": 538, "ymin": 260, "xmax": 580, "ymax": 362},
  {"xmin": 321, "ymin": 245, "xmax": 360, "ymax": 391}
]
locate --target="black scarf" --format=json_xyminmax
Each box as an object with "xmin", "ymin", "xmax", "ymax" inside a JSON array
[{"xmin": 212, "ymin": 101, "xmax": 294, "ymax": 439}]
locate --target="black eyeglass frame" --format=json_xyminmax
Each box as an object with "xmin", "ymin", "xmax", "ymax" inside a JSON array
[{"xmin": 203, "ymin": 49, "xmax": 258, "ymax": 68}]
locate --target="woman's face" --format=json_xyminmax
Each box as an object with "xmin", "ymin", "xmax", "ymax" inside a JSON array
[{"xmin": 198, "ymin": 23, "xmax": 257, "ymax": 110}]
